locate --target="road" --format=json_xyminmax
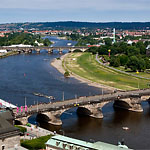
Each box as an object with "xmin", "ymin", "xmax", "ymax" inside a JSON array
[{"xmin": 96, "ymin": 54, "xmax": 150, "ymax": 80}]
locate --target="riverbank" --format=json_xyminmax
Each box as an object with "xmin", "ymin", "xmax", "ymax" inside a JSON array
[
  {"xmin": 51, "ymin": 53, "xmax": 116, "ymax": 92},
  {"xmin": 0, "ymin": 51, "xmax": 19, "ymax": 59},
  {"xmin": 51, "ymin": 52, "xmax": 149, "ymax": 91}
]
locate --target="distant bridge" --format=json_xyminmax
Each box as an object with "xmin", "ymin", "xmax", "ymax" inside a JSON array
[
  {"xmin": 0, "ymin": 46, "xmax": 89, "ymax": 53},
  {"xmin": 13, "ymin": 89, "xmax": 150, "ymax": 125}
]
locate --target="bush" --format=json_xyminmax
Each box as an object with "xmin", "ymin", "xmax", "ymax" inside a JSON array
[
  {"xmin": 21, "ymin": 135, "xmax": 52, "ymax": 150},
  {"xmin": 15, "ymin": 125, "xmax": 27, "ymax": 134},
  {"xmin": 64, "ymin": 71, "xmax": 70, "ymax": 77}
]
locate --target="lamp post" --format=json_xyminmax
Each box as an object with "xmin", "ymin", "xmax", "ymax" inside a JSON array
[
  {"xmin": 108, "ymin": 49, "xmax": 111, "ymax": 57},
  {"xmin": 62, "ymin": 91, "xmax": 64, "ymax": 101},
  {"xmin": 136, "ymin": 71, "xmax": 139, "ymax": 89},
  {"xmin": 59, "ymin": 129, "xmax": 65, "ymax": 135}
]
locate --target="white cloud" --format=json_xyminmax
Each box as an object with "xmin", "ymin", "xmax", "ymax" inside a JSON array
[{"xmin": 0, "ymin": 0, "xmax": 149, "ymax": 11}]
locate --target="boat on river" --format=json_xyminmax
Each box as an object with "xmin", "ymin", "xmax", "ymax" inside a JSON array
[
  {"xmin": 33, "ymin": 92, "xmax": 55, "ymax": 100},
  {"xmin": 122, "ymin": 127, "xmax": 129, "ymax": 130},
  {"xmin": 67, "ymin": 43, "xmax": 72, "ymax": 46}
]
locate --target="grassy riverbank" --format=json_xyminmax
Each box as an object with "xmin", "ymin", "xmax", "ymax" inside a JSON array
[
  {"xmin": 64, "ymin": 53, "xmax": 150, "ymax": 90},
  {"xmin": 0, "ymin": 51, "xmax": 19, "ymax": 59}
]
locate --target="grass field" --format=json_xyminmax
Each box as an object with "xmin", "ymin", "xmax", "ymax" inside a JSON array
[
  {"xmin": 21, "ymin": 135, "xmax": 52, "ymax": 150},
  {"xmin": 65, "ymin": 53, "xmax": 150, "ymax": 90}
]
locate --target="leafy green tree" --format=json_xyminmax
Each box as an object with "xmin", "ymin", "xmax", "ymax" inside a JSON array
[
  {"xmin": 127, "ymin": 56, "xmax": 139, "ymax": 72},
  {"xmin": 97, "ymin": 46, "xmax": 108, "ymax": 55},
  {"xmin": 88, "ymin": 47, "xmax": 98, "ymax": 54},
  {"xmin": 136, "ymin": 41, "xmax": 146, "ymax": 55},
  {"xmin": 113, "ymin": 57, "xmax": 121, "ymax": 67},
  {"xmin": 127, "ymin": 46, "xmax": 140, "ymax": 56},
  {"xmin": 110, "ymin": 56, "xmax": 120, "ymax": 67},
  {"xmin": 43, "ymin": 38, "xmax": 51, "ymax": 46},
  {"xmin": 110, "ymin": 57, "xmax": 116, "ymax": 66},
  {"xmin": 145, "ymin": 57, "xmax": 150, "ymax": 69},
  {"xmin": 119, "ymin": 55, "xmax": 128, "ymax": 66},
  {"xmin": 104, "ymin": 38, "xmax": 112, "ymax": 46},
  {"xmin": 138, "ymin": 58, "xmax": 146, "ymax": 71}
]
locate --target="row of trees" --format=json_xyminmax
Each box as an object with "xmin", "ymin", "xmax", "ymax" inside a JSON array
[
  {"xmin": 110, "ymin": 55, "xmax": 150, "ymax": 71},
  {"xmin": 0, "ymin": 32, "xmax": 52, "ymax": 46},
  {"xmin": 67, "ymin": 33, "xmax": 100, "ymax": 46},
  {"xmin": 88, "ymin": 40, "xmax": 150, "ymax": 72}
]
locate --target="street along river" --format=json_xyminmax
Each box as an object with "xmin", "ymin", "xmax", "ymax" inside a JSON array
[{"xmin": 0, "ymin": 36, "xmax": 150, "ymax": 149}]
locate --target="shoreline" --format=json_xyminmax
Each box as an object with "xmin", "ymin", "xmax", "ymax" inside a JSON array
[
  {"xmin": 51, "ymin": 53, "xmax": 116, "ymax": 92},
  {"xmin": 0, "ymin": 51, "xmax": 19, "ymax": 59}
]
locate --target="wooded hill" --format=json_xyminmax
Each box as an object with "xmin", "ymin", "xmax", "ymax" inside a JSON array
[{"xmin": 1, "ymin": 21, "xmax": 150, "ymax": 30}]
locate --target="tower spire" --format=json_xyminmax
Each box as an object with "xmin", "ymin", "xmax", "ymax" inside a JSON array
[{"xmin": 113, "ymin": 28, "xmax": 116, "ymax": 43}]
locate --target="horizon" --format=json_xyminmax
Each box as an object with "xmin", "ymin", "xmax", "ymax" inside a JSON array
[{"xmin": 1, "ymin": 21, "xmax": 150, "ymax": 25}]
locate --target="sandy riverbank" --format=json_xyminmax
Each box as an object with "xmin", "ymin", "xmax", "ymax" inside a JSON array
[{"xmin": 51, "ymin": 54, "xmax": 117, "ymax": 92}]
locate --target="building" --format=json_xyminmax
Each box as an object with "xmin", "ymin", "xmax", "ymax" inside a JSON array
[
  {"xmin": 46, "ymin": 135, "xmax": 130, "ymax": 150},
  {"xmin": 0, "ymin": 50, "xmax": 7, "ymax": 53},
  {"xmin": 7, "ymin": 44, "xmax": 32, "ymax": 47},
  {"xmin": 146, "ymin": 45, "xmax": 150, "ymax": 56},
  {"xmin": 0, "ymin": 111, "xmax": 20, "ymax": 150}
]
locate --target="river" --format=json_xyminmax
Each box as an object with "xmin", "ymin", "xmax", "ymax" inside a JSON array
[{"xmin": 0, "ymin": 36, "xmax": 150, "ymax": 149}]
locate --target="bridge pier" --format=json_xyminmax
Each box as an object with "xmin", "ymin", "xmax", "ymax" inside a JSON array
[
  {"xmin": 15, "ymin": 116, "xmax": 29, "ymax": 125},
  {"xmin": 24, "ymin": 50, "xmax": 29, "ymax": 54},
  {"xmin": 77, "ymin": 103, "xmax": 103, "ymax": 119},
  {"xmin": 114, "ymin": 95, "xmax": 143, "ymax": 112},
  {"xmin": 42, "ymin": 112, "xmax": 62, "ymax": 126},
  {"xmin": 59, "ymin": 50, "xmax": 62, "ymax": 54},
  {"xmin": 48, "ymin": 50, "xmax": 52, "ymax": 54}
]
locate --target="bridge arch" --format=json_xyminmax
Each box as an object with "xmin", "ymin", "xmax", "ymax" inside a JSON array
[
  {"xmin": 113, "ymin": 100, "xmax": 132, "ymax": 110},
  {"xmin": 15, "ymin": 115, "xmax": 31, "ymax": 125}
]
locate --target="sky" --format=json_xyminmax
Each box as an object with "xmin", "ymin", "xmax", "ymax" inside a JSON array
[{"xmin": 0, "ymin": 0, "xmax": 150, "ymax": 23}]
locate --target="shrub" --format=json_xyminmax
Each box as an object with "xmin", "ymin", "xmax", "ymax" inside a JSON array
[
  {"xmin": 64, "ymin": 71, "xmax": 70, "ymax": 77},
  {"xmin": 15, "ymin": 125, "xmax": 27, "ymax": 134},
  {"xmin": 21, "ymin": 135, "xmax": 52, "ymax": 150}
]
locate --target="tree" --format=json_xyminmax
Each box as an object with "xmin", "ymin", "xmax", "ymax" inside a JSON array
[
  {"xmin": 104, "ymin": 38, "xmax": 112, "ymax": 46},
  {"xmin": 127, "ymin": 46, "xmax": 140, "ymax": 56},
  {"xmin": 43, "ymin": 38, "xmax": 51, "ymax": 46},
  {"xmin": 119, "ymin": 55, "xmax": 128, "ymax": 66},
  {"xmin": 64, "ymin": 71, "xmax": 70, "ymax": 77},
  {"xmin": 136, "ymin": 41, "xmax": 146, "ymax": 55},
  {"xmin": 145, "ymin": 57, "xmax": 150, "ymax": 69},
  {"xmin": 138, "ymin": 58, "xmax": 146, "ymax": 71},
  {"xmin": 127, "ymin": 56, "xmax": 139, "ymax": 72},
  {"xmin": 110, "ymin": 56, "xmax": 120, "ymax": 67},
  {"xmin": 88, "ymin": 47, "xmax": 98, "ymax": 54},
  {"xmin": 113, "ymin": 57, "xmax": 121, "ymax": 67}
]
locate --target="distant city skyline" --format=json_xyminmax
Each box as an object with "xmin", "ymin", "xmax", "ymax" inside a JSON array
[{"xmin": 0, "ymin": 0, "xmax": 150, "ymax": 23}]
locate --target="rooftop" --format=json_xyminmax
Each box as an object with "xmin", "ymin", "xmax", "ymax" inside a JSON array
[
  {"xmin": 46, "ymin": 135, "xmax": 131, "ymax": 150},
  {"xmin": 0, "ymin": 111, "xmax": 19, "ymax": 138}
]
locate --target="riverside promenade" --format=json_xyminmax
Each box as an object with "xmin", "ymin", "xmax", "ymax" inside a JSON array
[{"xmin": 20, "ymin": 124, "xmax": 54, "ymax": 140}]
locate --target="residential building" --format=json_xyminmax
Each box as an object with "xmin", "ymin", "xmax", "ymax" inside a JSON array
[
  {"xmin": 0, "ymin": 111, "xmax": 20, "ymax": 150},
  {"xmin": 46, "ymin": 135, "xmax": 130, "ymax": 150}
]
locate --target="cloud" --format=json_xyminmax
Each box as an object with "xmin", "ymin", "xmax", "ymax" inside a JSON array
[{"xmin": 0, "ymin": 0, "xmax": 149, "ymax": 11}]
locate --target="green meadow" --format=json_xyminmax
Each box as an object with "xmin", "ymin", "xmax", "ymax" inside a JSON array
[{"xmin": 64, "ymin": 53, "xmax": 150, "ymax": 90}]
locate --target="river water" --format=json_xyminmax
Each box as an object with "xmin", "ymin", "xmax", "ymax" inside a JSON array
[{"xmin": 0, "ymin": 36, "xmax": 150, "ymax": 149}]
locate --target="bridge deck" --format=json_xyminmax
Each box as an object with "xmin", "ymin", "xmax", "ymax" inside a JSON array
[
  {"xmin": 0, "ymin": 99, "xmax": 17, "ymax": 109},
  {"xmin": 14, "ymin": 89, "xmax": 150, "ymax": 118}
]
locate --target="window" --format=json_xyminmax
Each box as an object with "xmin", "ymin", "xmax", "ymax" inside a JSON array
[{"xmin": 2, "ymin": 145, "xmax": 5, "ymax": 150}]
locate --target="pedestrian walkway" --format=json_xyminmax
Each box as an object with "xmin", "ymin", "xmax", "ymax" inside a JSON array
[
  {"xmin": 20, "ymin": 124, "xmax": 54, "ymax": 140},
  {"xmin": 0, "ymin": 98, "xmax": 17, "ymax": 109}
]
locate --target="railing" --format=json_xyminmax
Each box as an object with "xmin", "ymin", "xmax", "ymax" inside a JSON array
[{"xmin": 14, "ymin": 88, "xmax": 150, "ymax": 118}]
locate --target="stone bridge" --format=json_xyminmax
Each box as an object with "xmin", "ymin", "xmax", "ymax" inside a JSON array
[
  {"xmin": 0, "ymin": 46, "xmax": 88, "ymax": 53},
  {"xmin": 13, "ymin": 89, "xmax": 150, "ymax": 126}
]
